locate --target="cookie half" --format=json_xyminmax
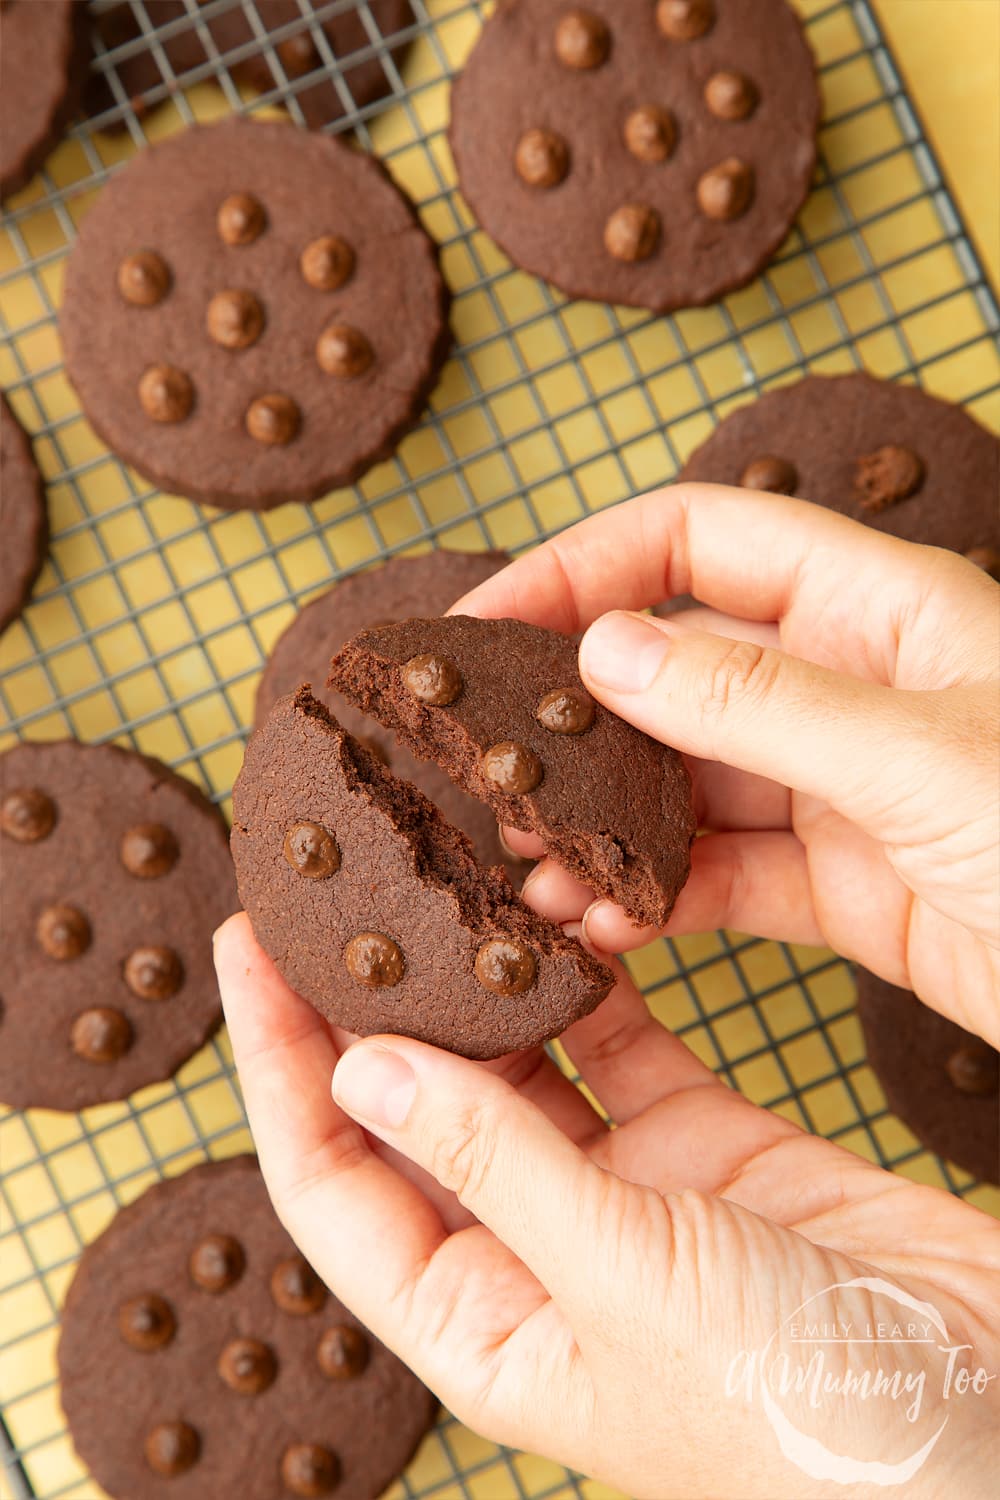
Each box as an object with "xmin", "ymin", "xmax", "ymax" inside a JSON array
[
  {"xmin": 329, "ymin": 615, "xmax": 696, "ymax": 927},
  {"xmin": 232, "ymin": 689, "xmax": 613, "ymax": 1059},
  {"xmin": 856, "ymin": 970, "xmax": 998, "ymax": 1185},
  {"xmin": 0, "ymin": 739, "xmax": 238, "ymax": 1110},
  {"xmin": 0, "ymin": 393, "xmax": 48, "ymax": 633},
  {"xmin": 0, "ymin": 0, "xmax": 90, "ymax": 203},
  {"xmin": 677, "ymin": 373, "xmax": 1000, "ymax": 562},
  {"xmin": 87, "ymin": 0, "xmax": 412, "ymax": 134},
  {"xmin": 60, "ymin": 119, "xmax": 450, "ymax": 510},
  {"xmin": 256, "ymin": 550, "xmax": 524, "ymax": 880},
  {"xmin": 449, "ymin": 0, "xmax": 819, "ymax": 312},
  {"xmin": 59, "ymin": 1155, "xmax": 437, "ymax": 1500}
]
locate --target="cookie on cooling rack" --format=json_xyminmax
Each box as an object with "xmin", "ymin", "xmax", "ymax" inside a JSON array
[
  {"xmin": 232, "ymin": 689, "xmax": 612, "ymax": 1058},
  {"xmin": 329, "ymin": 615, "xmax": 696, "ymax": 928},
  {"xmin": 60, "ymin": 118, "xmax": 450, "ymax": 511},
  {"xmin": 0, "ymin": 0, "xmax": 91, "ymax": 202},
  {"xmin": 255, "ymin": 549, "xmax": 527, "ymax": 883},
  {"xmin": 87, "ymin": 0, "xmax": 413, "ymax": 134},
  {"xmin": 448, "ymin": 0, "xmax": 819, "ymax": 313},
  {"xmin": 0, "ymin": 739, "xmax": 238, "ymax": 1111},
  {"xmin": 856, "ymin": 970, "xmax": 999, "ymax": 1185},
  {"xmin": 59, "ymin": 1155, "xmax": 438, "ymax": 1500},
  {"xmin": 676, "ymin": 372, "xmax": 1000, "ymax": 564},
  {"xmin": 0, "ymin": 393, "xmax": 48, "ymax": 634}
]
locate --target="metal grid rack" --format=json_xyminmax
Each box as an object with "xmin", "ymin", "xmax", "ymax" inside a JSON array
[{"xmin": 1, "ymin": 2, "xmax": 998, "ymax": 1497}]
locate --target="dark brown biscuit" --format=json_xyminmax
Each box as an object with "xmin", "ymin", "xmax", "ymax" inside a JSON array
[
  {"xmin": 58, "ymin": 1155, "xmax": 437, "ymax": 1500},
  {"xmin": 0, "ymin": 739, "xmax": 238, "ymax": 1110},
  {"xmin": 676, "ymin": 373, "xmax": 1000, "ymax": 557},
  {"xmin": 232, "ymin": 690, "xmax": 613, "ymax": 1059},
  {"xmin": 86, "ymin": 0, "xmax": 412, "ymax": 134},
  {"xmin": 59, "ymin": 118, "xmax": 450, "ymax": 511},
  {"xmin": 856, "ymin": 970, "xmax": 998, "ymax": 1185},
  {"xmin": 0, "ymin": 393, "xmax": 48, "ymax": 633},
  {"xmin": 0, "ymin": 0, "xmax": 90, "ymax": 202},
  {"xmin": 329, "ymin": 616, "xmax": 696, "ymax": 927},
  {"xmin": 449, "ymin": 0, "xmax": 819, "ymax": 312},
  {"xmin": 255, "ymin": 550, "xmax": 526, "ymax": 881}
]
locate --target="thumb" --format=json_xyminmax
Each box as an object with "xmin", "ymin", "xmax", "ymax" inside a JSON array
[
  {"xmin": 332, "ymin": 1036, "xmax": 612, "ymax": 1318},
  {"xmin": 578, "ymin": 610, "xmax": 956, "ymax": 839}
]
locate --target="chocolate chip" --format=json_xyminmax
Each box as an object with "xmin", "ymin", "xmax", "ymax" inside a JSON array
[
  {"xmin": 316, "ymin": 324, "xmax": 374, "ymax": 378},
  {"xmin": 482, "ymin": 742, "xmax": 543, "ymax": 794},
  {"xmin": 704, "ymin": 70, "xmax": 758, "ymax": 120},
  {"xmin": 401, "ymin": 653, "xmax": 463, "ymax": 706},
  {"xmin": 964, "ymin": 546, "xmax": 1000, "ymax": 581},
  {"xmin": 138, "ymin": 364, "xmax": 194, "ymax": 423},
  {"xmin": 554, "ymin": 10, "xmax": 610, "ymax": 69},
  {"xmin": 344, "ymin": 932, "xmax": 404, "ymax": 987},
  {"xmin": 217, "ymin": 192, "xmax": 266, "ymax": 246},
  {"xmin": 71, "ymin": 1007, "xmax": 132, "ymax": 1063},
  {"xmin": 284, "ymin": 822, "xmax": 341, "ymax": 879},
  {"xmin": 189, "ymin": 1233, "xmax": 245, "ymax": 1293},
  {"xmin": 604, "ymin": 203, "xmax": 660, "ymax": 262},
  {"xmin": 246, "ymin": 394, "xmax": 300, "ymax": 446},
  {"xmin": 945, "ymin": 1044, "xmax": 998, "ymax": 1096},
  {"xmin": 37, "ymin": 904, "xmax": 91, "ymax": 960},
  {"xmin": 271, "ymin": 1256, "xmax": 327, "ymax": 1315},
  {"xmin": 656, "ymin": 0, "xmax": 715, "ymax": 40},
  {"xmin": 277, "ymin": 31, "xmax": 319, "ymax": 78},
  {"xmin": 537, "ymin": 686, "xmax": 595, "ymax": 734},
  {"xmin": 696, "ymin": 158, "xmax": 754, "ymax": 220},
  {"xmin": 144, "ymin": 1421, "xmax": 200, "ymax": 1477},
  {"xmin": 1, "ymin": 787, "xmax": 55, "ymax": 843},
  {"xmin": 119, "ymin": 1293, "xmax": 176, "ymax": 1351},
  {"xmin": 740, "ymin": 455, "xmax": 797, "ymax": 494},
  {"xmin": 206, "ymin": 288, "xmax": 265, "ymax": 350},
  {"xmin": 124, "ymin": 946, "xmax": 184, "ymax": 1001},
  {"xmin": 300, "ymin": 235, "xmax": 355, "ymax": 292},
  {"xmin": 515, "ymin": 128, "xmax": 570, "ymax": 188},
  {"xmin": 217, "ymin": 1337, "xmax": 277, "ymax": 1395},
  {"xmin": 117, "ymin": 250, "xmax": 171, "ymax": 307},
  {"xmin": 475, "ymin": 939, "xmax": 538, "ymax": 996},
  {"xmin": 120, "ymin": 822, "xmax": 179, "ymax": 879},
  {"xmin": 317, "ymin": 1324, "xmax": 370, "ymax": 1380},
  {"xmin": 623, "ymin": 106, "xmax": 676, "ymax": 163},
  {"xmin": 854, "ymin": 445, "xmax": 925, "ymax": 511},
  {"xmin": 281, "ymin": 1443, "xmax": 341, "ymax": 1496}
]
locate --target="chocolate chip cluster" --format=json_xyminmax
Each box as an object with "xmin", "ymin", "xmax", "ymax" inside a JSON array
[
  {"xmin": 516, "ymin": 0, "xmax": 761, "ymax": 265},
  {"xmin": 118, "ymin": 195, "xmax": 375, "ymax": 447}
]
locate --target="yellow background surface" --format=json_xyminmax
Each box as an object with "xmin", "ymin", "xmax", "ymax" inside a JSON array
[{"xmin": 1, "ymin": 3, "xmax": 998, "ymax": 1500}]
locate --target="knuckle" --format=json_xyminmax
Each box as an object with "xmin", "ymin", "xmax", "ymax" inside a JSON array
[
  {"xmin": 703, "ymin": 639, "xmax": 781, "ymax": 723},
  {"xmin": 428, "ymin": 1099, "xmax": 494, "ymax": 1203}
]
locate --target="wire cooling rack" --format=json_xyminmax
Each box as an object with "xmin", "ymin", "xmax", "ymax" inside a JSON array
[{"xmin": 1, "ymin": 2, "xmax": 999, "ymax": 1497}]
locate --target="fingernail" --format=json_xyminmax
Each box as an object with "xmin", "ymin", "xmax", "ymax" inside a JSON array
[
  {"xmin": 580, "ymin": 612, "xmax": 669, "ymax": 693},
  {"xmin": 519, "ymin": 864, "xmax": 543, "ymax": 896},
  {"xmin": 332, "ymin": 1043, "xmax": 416, "ymax": 1129}
]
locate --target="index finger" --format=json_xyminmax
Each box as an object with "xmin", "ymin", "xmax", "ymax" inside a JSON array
[{"xmin": 449, "ymin": 482, "xmax": 919, "ymax": 636}]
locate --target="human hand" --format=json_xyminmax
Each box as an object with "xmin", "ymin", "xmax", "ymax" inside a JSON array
[
  {"xmin": 452, "ymin": 485, "xmax": 1000, "ymax": 1047},
  {"xmin": 215, "ymin": 913, "xmax": 1000, "ymax": 1499}
]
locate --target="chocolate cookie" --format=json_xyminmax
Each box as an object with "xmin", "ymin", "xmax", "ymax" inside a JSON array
[
  {"xmin": 856, "ymin": 970, "xmax": 999, "ymax": 1185},
  {"xmin": 448, "ymin": 0, "xmax": 819, "ymax": 313},
  {"xmin": 87, "ymin": 1, "xmax": 412, "ymax": 134},
  {"xmin": 60, "ymin": 118, "xmax": 450, "ymax": 511},
  {"xmin": 677, "ymin": 373, "xmax": 1000, "ymax": 563},
  {"xmin": 232, "ymin": 690, "xmax": 612, "ymax": 1058},
  {"xmin": 0, "ymin": 393, "xmax": 48, "ymax": 633},
  {"xmin": 0, "ymin": 0, "xmax": 90, "ymax": 203},
  {"xmin": 0, "ymin": 739, "xmax": 238, "ymax": 1111},
  {"xmin": 329, "ymin": 616, "xmax": 696, "ymax": 927},
  {"xmin": 59, "ymin": 1155, "xmax": 437, "ymax": 1499},
  {"xmin": 256, "ymin": 550, "xmax": 526, "ymax": 880}
]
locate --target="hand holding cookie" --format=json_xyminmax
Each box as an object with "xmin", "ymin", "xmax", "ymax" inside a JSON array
[{"xmin": 454, "ymin": 484, "xmax": 1000, "ymax": 1049}]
